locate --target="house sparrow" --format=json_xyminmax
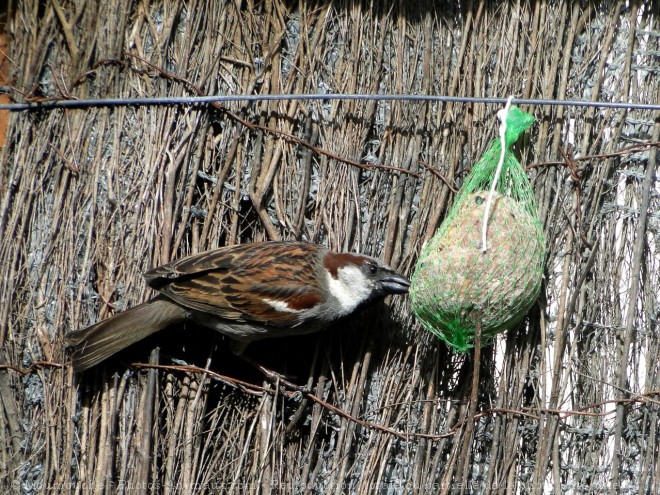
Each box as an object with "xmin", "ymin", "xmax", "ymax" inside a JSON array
[{"xmin": 66, "ymin": 241, "xmax": 410, "ymax": 371}]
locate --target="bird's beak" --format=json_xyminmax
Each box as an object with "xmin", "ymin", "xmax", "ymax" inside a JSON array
[{"xmin": 380, "ymin": 271, "xmax": 411, "ymax": 294}]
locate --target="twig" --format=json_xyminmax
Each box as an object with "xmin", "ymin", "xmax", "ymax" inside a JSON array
[
  {"xmin": 0, "ymin": 361, "xmax": 65, "ymax": 375},
  {"xmin": 527, "ymin": 141, "xmax": 660, "ymax": 169},
  {"xmin": 129, "ymin": 362, "xmax": 268, "ymax": 396},
  {"xmin": 419, "ymin": 159, "xmax": 458, "ymax": 193},
  {"xmin": 5, "ymin": 359, "xmax": 659, "ymax": 442},
  {"xmin": 122, "ymin": 51, "xmax": 420, "ymax": 179},
  {"xmin": 558, "ymin": 143, "xmax": 594, "ymax": 248},
  {"xmin": 49, "ymin": 143, "xmax": 80, "ymax": 174},
  {"xmin": 52, "ymin": 0, "xmax": 80, "ymax": 69}
]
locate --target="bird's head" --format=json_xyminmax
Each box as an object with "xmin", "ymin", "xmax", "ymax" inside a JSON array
[{"xmin": 321, "ymin": 252, "xmax": 410, "ymax": 318}]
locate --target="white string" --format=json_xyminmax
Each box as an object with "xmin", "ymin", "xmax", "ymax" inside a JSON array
[{"xmin": 481, "ymin": 95, "xmax": 515, "ymax": 253}]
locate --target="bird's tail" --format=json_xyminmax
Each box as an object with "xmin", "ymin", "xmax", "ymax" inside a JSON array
[{"xmin": 65, "ymin": 296, "xmax": 188, "ymax": 372}]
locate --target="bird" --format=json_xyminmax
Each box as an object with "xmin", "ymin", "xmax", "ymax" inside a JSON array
[{"xmin": 66, "ymin": 241, "xmax": 410, "ymax": 371}]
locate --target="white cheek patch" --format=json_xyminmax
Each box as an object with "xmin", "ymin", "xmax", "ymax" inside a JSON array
[
  {"xmin": 262, "ymin": 298, "xmax": 304, "ymax": 313},
  {"xmin": 327, "ymin": 265, "xmax": 372, "ymax": 315}
]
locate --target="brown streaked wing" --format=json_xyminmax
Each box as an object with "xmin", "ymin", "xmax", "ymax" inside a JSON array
[
  {"xmin": 144, "ymin": 242, "xmax": 326, "ymax": 326},
  {"xmin": 144, "ymin": 243, "xmax": 254, "ymax": 287}
]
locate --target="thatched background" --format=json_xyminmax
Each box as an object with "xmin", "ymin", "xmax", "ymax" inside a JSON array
[{"xmin": 1, "ymin": 1, "xmax": 659, "ymax": 493}]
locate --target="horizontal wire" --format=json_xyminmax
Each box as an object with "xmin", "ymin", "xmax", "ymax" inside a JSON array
[{"xmin": 1, "ymin": 94, "xmax": 659, "ymax": 111}]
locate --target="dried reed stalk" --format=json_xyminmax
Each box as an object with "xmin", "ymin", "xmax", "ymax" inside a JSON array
[{"xmin": 1, "ymin": 1, "xmax": 659, "ymax": 494}]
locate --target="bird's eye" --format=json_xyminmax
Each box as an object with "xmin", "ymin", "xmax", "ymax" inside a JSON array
[{"xmin": 366, "ymin": 262, "xmax": 378, "ymax": 274}]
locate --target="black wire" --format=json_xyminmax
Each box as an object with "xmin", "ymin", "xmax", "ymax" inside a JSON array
[{"xmin": 1, "ymin": 94, "xmax": 659, "ymax": 111}]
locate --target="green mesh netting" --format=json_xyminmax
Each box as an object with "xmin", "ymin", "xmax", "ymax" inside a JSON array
[{"xmin": 410, "ymin": 106, "xmax": 545, "ymax": 352}]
